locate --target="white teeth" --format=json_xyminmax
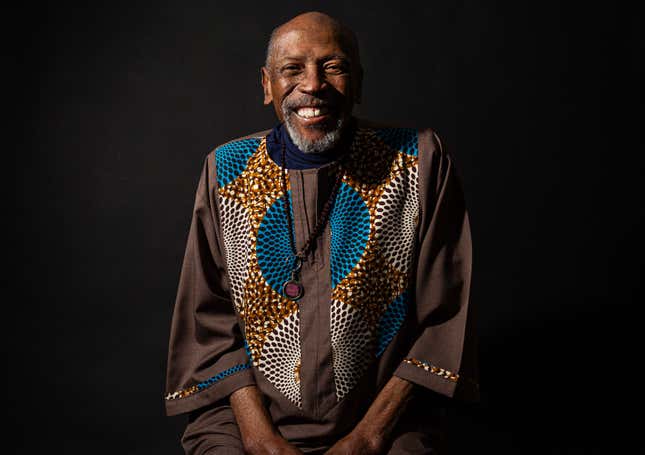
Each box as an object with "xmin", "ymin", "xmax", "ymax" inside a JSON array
[{"xmin": 296, "ymin": 107, "xmax": 327, "ymax": 119}]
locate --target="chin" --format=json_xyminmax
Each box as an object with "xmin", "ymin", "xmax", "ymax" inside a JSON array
[{"xmin": 284, "ymin": 114, "xmax": 348, "ymax": 154}]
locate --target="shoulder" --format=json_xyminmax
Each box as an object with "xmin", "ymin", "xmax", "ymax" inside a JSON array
[
  {"xmin": 356, "ymin": 118, "xmax": 443, "ymax": 159},
  {"xmin": 204, "ymin": 129, "xmax": 272, "ymax": 188},
  {"xmin": 207, "ymin": 129, "xmax": 271, "ymax": 159}
]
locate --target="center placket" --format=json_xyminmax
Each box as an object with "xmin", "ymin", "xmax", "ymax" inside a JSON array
[{"xmin": 289, "ymin": 167, "xmax": 336, "ymax": 418}]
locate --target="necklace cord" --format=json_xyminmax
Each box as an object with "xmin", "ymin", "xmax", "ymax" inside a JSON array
[{"xmin": 280, "ymin": 140, "xmax": 344, "ymax": 264}]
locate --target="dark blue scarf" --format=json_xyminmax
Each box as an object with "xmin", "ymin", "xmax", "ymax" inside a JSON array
[{"xmin": 266, "ymin": 121, "xmax": 355, "ymax": 170}]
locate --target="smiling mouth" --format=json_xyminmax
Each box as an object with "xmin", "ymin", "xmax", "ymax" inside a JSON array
[{"xmin": 294, "ymin": 106, "xmax": 331, "ymax": 120}]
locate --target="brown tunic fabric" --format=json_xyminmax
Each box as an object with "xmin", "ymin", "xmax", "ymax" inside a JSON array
[{"xmin": 164, "ymin": 122, "xmax": 477, "ymax": 453}]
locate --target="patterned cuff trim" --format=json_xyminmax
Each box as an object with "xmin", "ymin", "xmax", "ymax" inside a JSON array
[
  {"xmin": 165, "ymin": 362, "xmax": 251, "ymax": 401},
  {"xmin": 403, "ymin": 357, "xmax": 459, "ymax": 383}
]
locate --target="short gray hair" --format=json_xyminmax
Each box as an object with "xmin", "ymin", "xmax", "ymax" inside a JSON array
[{"xmin": 264, "ymin": 27, "xmax": 281, "ymax": 68}]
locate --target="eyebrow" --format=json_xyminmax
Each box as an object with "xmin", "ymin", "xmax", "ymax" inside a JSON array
[{"xmin": 276, "ymin": 54, "xmax": 351, "ymax": 64}]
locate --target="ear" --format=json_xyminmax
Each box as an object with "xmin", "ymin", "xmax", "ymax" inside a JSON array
[
  {"xmin": 354, "ymin": 66, "xmax": 364, "ymax": 104},
  {"xmin": 261, "ymin": 67, "xmax": 273, "ymax": 105}
]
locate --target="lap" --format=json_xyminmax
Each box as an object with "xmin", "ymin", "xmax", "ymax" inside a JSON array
[{"xmin": 181, "ymin": 402, "xmax": 244, "ymax": 455}]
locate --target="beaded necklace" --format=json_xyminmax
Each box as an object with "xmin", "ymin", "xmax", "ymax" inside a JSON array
[{"xmin": 279, "ymin": 140, "xmax": 344, "ymax": 300}]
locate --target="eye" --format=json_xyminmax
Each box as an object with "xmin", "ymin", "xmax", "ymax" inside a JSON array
[
  {"xmin": 280, "ymin": 64, "xmax": 302, "ymax": 75},
  {"xmin": 324, "ymin": 62, "xmax": 349, "ymax": 75}
]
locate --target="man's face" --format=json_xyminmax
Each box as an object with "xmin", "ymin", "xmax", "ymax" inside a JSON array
[{"xmin": 261, "ymin": 26, "xmax": 362, "ymax": 153}]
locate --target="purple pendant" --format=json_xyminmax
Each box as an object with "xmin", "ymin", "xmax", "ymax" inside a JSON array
[{"xmin": 283, "ymin": 279, "xmax": 304, "ymax": 300}]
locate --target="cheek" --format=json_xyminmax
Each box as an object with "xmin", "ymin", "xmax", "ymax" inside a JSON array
[
  {"xmin": 277, "ymin": 80, "xmax": 297, "ymax": 99},
  {"xmin": 329, "ymin": 78, "xmax": 352, "ymax": 98}
]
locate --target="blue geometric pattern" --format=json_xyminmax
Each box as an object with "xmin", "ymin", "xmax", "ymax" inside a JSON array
[
  {"xmin": 375, "ymin": 292, "xmax": 409, "ymax": 357},
  {"xmin": 373, "ymin": 128, "xmax": 418, "ymax": 157},
  {"xmin": 215, "ymin": 138, "xmax": 261, "ymax": 188},
  {"xmin": 329, "ymin": 182, "xmax": 371, "ymax": 288},
  {"xmin": 256, "ymin": 191, "xmax": 295, "ymax": 294},
  {"xmin": 244, "ymin": 339, "xmax": 253, "ymax": 362},
  {"xmin": 196, "ymin": 362, "xmax": 252, "ymax": 391}
]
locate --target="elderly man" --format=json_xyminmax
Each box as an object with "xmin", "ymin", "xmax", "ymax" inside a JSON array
[{"xmin": 164, "ymin": 11, "xmax": 477, "ymax": 455}]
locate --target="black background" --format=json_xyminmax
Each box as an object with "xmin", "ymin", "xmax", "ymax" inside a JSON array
[{"xmin": 11, "ymin": 1, "xmax": 643, "ymax": 453}]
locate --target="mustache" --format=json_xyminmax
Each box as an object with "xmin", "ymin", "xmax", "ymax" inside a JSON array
[{"xmin": 282, "ymin": 96, "xmax": 333, "ymax": 111}]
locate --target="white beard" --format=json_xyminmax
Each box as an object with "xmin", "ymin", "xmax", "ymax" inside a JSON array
[{"xmin": 282, "ymin": 110, "xmax": 347, "ymax": 154}]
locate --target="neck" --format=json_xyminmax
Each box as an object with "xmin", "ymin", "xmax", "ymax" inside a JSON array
[{"xmin": 266, "ymin": 119, "xmax": 356, "ymax": 170}]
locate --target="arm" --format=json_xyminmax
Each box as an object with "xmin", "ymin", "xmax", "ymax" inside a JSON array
[
  {"xmin": 328, "ymin": 130, "xmax": 477, "ymax": 454},
  {"xmin": 392, "ymin": 129, "xmax": 478, "ymax": 400},
  {"xmin": 165, "ymin": 156, "xmax": 256, "ymax": 417},
  {"xmin": 325, "ymin": 376, "xmax": 414, "ymax": 454},
  {"xmin": 230, "ymin": 386, "xmax": 303, "ymax": 455}
]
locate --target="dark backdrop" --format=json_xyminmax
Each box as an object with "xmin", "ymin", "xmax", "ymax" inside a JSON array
[{"xmin": 12, "ymin": 1, "xmax": 643, "ymax": 453}]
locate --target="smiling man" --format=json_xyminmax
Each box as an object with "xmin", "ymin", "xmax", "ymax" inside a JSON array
[
  {"xmin": 261, "ymin": 12, "xmax": 361, "ymax": 156},
  {"xmin": 165, "ymin": 11, "xmax": 477, "ymax": 454}
]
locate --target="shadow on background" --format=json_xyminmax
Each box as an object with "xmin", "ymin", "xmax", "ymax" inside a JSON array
[{"xmin": 10, "ymin": 0, "xmax": 642, "ymax": 453}]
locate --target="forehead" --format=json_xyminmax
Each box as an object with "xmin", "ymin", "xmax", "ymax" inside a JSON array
[{"xmin": 271, "ymin": 27, "xmax": 351, "ymax": 61}]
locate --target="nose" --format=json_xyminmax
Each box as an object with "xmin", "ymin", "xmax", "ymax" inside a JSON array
[{"xmin": 298, "ymin": 65, "xmax": 325, "ymax": 94}]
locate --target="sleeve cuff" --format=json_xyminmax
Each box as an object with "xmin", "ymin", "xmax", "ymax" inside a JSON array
[
  {"xmin": 393, "ymin": 357, "xmax": 460, "ymax": 398},
  {"xmin": 164, "ymin": 349, "xmax": 256, "ymax": 416}
]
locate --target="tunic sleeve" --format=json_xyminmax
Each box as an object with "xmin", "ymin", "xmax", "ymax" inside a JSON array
[
  {"xmin": 164, "ymin": 155, "xmax": 255, "ymax": 416},
  {"xmin": 393, "ymin": 129, "xmax": 479, "ymax": 401}
]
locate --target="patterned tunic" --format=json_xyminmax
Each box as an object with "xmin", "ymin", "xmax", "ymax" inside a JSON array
[{"xmin": 164, "ymin": 121, "xmax": 477, "ymax": 451}]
